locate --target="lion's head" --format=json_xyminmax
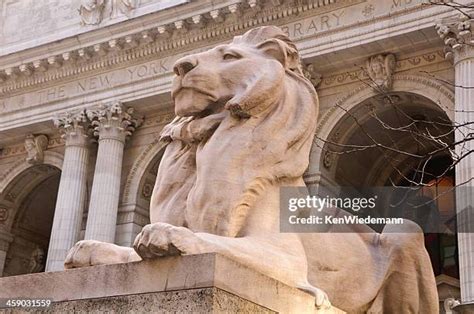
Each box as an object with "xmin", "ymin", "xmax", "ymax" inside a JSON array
[{"xmin": 171, "ymin": 26, "xmax": 312, "ymax": 118}]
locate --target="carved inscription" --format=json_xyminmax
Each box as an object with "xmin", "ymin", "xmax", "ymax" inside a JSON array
[
  {"xmin": 392, "ymin": 0, "xmax": 414, "ymax": 9},
  {"xmin": 0, "ymin": 0, "xmax": 427, "ymax": 117},
  {"xmin": 127, "ymin": 59, "xmax": 170, "ymax": 80},
  {"xmin": 37, "ymin": 86, "xmax": 66, "ymax": 103},
  {"xmin": 0, "ymin": 56, "xmax": 174, "ymax": 115},
  {"xmin": 77, "ymin": 73, "xmax": 114, "ymax": 92},
  {"xmin": 281, "ymin": 9, "xmax": 345, "ymax": 39}
]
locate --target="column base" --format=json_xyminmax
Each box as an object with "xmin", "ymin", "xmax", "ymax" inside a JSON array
[{"xmin": 0, "ymin": 253, "xmax": 343, "ymax": 313}]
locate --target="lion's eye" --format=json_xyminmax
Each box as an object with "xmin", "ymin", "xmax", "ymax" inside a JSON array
[{"xmin": 223, "ymin": 53, "xmax": 240, "ymax": 61}]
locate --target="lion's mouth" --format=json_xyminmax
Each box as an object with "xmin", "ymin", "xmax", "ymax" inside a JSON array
[
  {"xmin": 172, "ymin": 86, "xmax": 217, "ymax": 102},
  {"xmin": 171, "ymin": 74, "xmax": 217, "ymax": 101},
  {"xmin": 172, "ymin": 84, "xmax": 224, "ymax": 117}
]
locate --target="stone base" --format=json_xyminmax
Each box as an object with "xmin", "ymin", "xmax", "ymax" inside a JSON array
[
  {"xmin": 0, "ymin": 253, "xmax": 343, "ymax": 313},
  {"xmin": 50, "ymin": 288, "xmax": 272, "ymax": 313}
]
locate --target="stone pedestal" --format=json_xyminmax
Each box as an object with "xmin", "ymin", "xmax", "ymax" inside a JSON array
[{"xmin": 0, "ymin": 253, "xmax": 342, "ymax": 313}]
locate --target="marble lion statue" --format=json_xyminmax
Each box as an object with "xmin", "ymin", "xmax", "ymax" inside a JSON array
[{"xmin": 65, "ymin": 26, "xmax": 438, "ymax": 313}]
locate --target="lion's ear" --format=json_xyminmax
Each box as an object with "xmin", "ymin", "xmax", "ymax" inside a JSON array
[{"xmin": 256, "ymin": 38, "xmax": 289, "ymax": 68}]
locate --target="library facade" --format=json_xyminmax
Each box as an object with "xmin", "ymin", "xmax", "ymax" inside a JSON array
[{"xmin": 0, "ymin": 0, "xmax": 473, "ymax": 310}]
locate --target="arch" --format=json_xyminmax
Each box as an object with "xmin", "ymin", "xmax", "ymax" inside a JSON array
[
  {"xmin": 121, "ymin": 138, "xmax": 167, "ymax": 206},
  {"xmin": 0, "ymin": 150, "xmax": 62, "ymax": 277},
  {"xmin": 0, "ymin": 151, "xmax": 63, "ymax": 195},
  {"xmin": 308, "ymin": 74, "xmax": 455, "ymax": 177},
  {"xmin": 315, "ymin": 74, "xmax": 454, "ymax": 142},
  {"xmin": 2, "ymin": 169, "xmax": 61, "ymax": 277}
]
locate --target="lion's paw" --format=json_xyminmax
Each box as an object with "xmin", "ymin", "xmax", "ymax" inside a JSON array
[
  {"xmin": 133, "ymin": 222, "xmax": 208, "ymax": 259},
  {"xmin": 64, "ymin": 240, "xmax": 133, "ymax": 269}
]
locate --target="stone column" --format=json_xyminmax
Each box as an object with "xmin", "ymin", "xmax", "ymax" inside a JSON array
[
  {"xmin": 84, "ymin": 102, "xmax": 142, "ymax": 243},
  {"xmin": 0, "ymin": 230, "xmax": 13, "ymax": 277},
  {"xmin": 46, "ymin": 111, "xmax": 90, "ymax": 272},
  {"xmin": 437, "ymin": 16, "xmax": 474, "ymax": 307}
]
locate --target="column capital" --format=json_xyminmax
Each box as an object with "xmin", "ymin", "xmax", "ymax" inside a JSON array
[
  {"xmin": 436, "ymin": 14, "xmax": 474, "ymax": 63},
  {"xmin": 53, "ymin": 110, "xmax": 90, "ymax": 147},
  {"xmin": 86, "ymin": 102, "xmax": 143, "ymax": 142}
]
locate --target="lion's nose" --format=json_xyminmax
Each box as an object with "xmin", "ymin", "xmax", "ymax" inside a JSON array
[{"xmin": 173, "ymin": 57, "xmax": 197, "ymax": 77}]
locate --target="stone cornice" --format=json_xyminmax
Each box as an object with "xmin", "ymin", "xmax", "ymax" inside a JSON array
[
  {"xmin": 0, "ymin": 0, "xmax": 344, "ymax": 95},
  {"xmin": 294, "ymin": 0, "xmax": 452, "ymax": 58},
  {"xmin": 0, "ymin": 0, "xmax": 453, "ymax": 98}
]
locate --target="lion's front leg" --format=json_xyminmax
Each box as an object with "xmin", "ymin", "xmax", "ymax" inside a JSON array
[
  {"xmin": 132, "ymin": 223, "xmax": 331, "ymax": 310},
  {"xmin": 64, "ymin": 240, "xmax": 141, "ymax": 269},
  {"xmin": 133, "ymin": 222, "xmax": 212, "ymax": 258}
]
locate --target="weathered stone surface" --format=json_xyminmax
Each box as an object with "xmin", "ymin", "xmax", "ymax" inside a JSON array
[
  {"xmin": 64, "ymin": 26, "xmax": 438, "ymax": 313},
  {"xmin": 0, "ymin": 0, "xmax": 188, "ymax": 56},
  {"xmin": 0, "ymin": 253, "xmax": 329, "ymax": 313},
  {"xmin": 38, "ymin": 288, "xmax": 273, "ymax": 314},
  {"xmin": 0, "ymin": 0, "xmax": 461, "ymax": 310}
]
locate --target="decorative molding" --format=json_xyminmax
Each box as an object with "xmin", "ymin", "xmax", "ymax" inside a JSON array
[
  {"xmin": 86, "ymin": 101, "xmax": 143, "ymax": 142},
  {"xmin": 315, "ymin": 73, "xmax": 455, "ymax": 139},
  {"xmin": 0, "ymin": 208, "xmax": 8, "ymax": 223},
  {"xmin": 303, "ymin": 62, "xmax": 322, "ymax": 88},
  {"xmin": 116, "ymin": 210, "xmax": 149, "ymax": 226},
  {"xmin": 2, "ymin": 167, "xmax": 57, "ymax": 205},
  {"xmin": 141, "ymin": 180, "xmax": 154, "ymax": 201},
  {"xmin": 0, "ymin": 0, "xmax": 346, "ymax": 95},
  {"xmin": 316, "ymin": 83, "xmax": 364, "ymax": 137},
  {"xmin": 117, "ymin": 0, "xmax": 138, "ymax": 17},
  {"xmin": 53, "ymin": 110, "xmax": 88, "ymax": 133},
  {"xmin": 0, "ymin": 137, "xmax": 63, "ymax": 159},
  {"xmin": 322, "ymin": 150, "xmax": 334, "ymax": 169},
  {"xmin": 53, "ymin": 110, "xmax": 90, "ymax": 147},
  {"xmin": 141, "ymin": 111, "xmax": 175, "ymax": 127},
  {"xmin": 366, "ymin": 53, "xmax": 396, "ymax": 90},
  {"xmin": 24, "ymin": 134, "xmax": 49, "ymax": 165},
  {"xmin": 27, "ymin": 247, "xmax": 45, "ymax": 273},
  {"xmin": 122, "ymin": 136, "xmax": 167, "ymax": 205},
  {"xmin": 0, "ymin": 151, "xmax": 64, "ymax": 195},
  {"xmin": 319, "ymin": 50, "xmax": 447, "ymax": 89},
  {"xmin": 444, "ymin": 298, "xmax": 460, "ymax": 314},
  {"xmin": 291, "ymin": 0, "xmax": 449, "ymax": 65},
  {"xmin": 436, "ymin": 273, "xmax": 460, "ymax": 288},
  {"xmin": 79, "ymin": 0, "xmax": 107, "ymax": 25},
  {"xmin": 309, "ymin": 73, "xmax": 454, "ymax": 184},
  {"xmin": 321, "ymin": 131, "xmax": 340, "ymax": 170},
  {"xmin": 120, "ymin": 111, "xmax": 173, "ymax": 205}
]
